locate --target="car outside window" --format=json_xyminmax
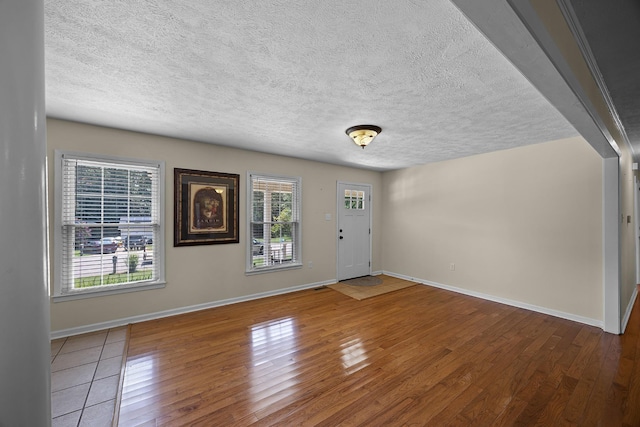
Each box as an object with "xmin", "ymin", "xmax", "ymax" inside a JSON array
[
  {"xmin": 247, "ymin": 173, "xmax": 302, "ymax": 273},
  {"xmin": 53, "ymin": 151, "xmax": 165, "ymax": 300}
]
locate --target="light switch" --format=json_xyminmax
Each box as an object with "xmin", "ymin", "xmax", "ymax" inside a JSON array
[{"xmin": 325, "ymin": 213, "xmax": 332, "ymax": 221}]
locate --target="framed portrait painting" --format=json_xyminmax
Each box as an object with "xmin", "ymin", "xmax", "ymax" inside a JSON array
[{"xmin": 174, "ymin": 168, "xmax": 239, "ymax": 246}]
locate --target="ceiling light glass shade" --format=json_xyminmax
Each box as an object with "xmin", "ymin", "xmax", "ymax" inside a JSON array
[{"xmin": 346, "ymin": 125, "xmax": 382, "ymax": 149}]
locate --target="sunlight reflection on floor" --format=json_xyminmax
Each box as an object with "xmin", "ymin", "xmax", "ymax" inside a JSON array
[
  {"xmin": 249, "ymin": 318, "xmax": 301, "ymax": 406},
  {"xmin": 340, "ymin": 338, "xmax": 369, "ymax": 374}
]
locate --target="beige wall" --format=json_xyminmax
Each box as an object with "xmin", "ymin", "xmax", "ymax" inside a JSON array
[
  {"xmin": 47, "ymin": 119, "xmax": 615, "ymax": 332},
  {"xmin": 48, "ymin": 119, "xmax": 382, "ymax": 331},
  {"xmin": 531, "ymin": 0, "xmax": 638, "ymax": 322},
  {"xmin": 381, "ymin": 136, "xmax": 604, "ymax": 321}
]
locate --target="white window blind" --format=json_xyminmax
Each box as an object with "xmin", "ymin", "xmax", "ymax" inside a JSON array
[
  {"xmin": 248, "ymin": 173, "xmax": 302, "ymax": 272},
  {"xmin": 56, "ymin": 153, "xmax": 163, "ymax": 297}
]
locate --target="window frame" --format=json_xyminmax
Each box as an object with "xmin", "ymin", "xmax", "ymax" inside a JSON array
[
  {"xmin": 246, "ymin": 172, "xmax": 302, "ymax": 274},
  {"xmin": 53, "ymin": 150, "xmax": 166, "ymax": 301}
]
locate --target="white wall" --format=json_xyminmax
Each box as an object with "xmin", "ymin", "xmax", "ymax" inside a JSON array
[
  {"xmin": 381, "ymin": 136, "xmax": 604, "ymax": 323},
  {"xmin": 0, "ymin": 1, "xmax": 51, "ymax": 425},
  {"xmin": 618, "ymin": 141, "xmax": 637, "ymax": 324},
  {"xmin": 48, "ymin": 119, "xmax": 382, "ymax": 332}
]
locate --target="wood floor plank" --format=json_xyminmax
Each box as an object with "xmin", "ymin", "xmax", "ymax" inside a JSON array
[
  {"xmin": 428, "ymin": 384, "xmax": 485, "ymax": 426},
  {"xmin": 117, "ymin": 279, "xmax": 640, "ymax": 426}
]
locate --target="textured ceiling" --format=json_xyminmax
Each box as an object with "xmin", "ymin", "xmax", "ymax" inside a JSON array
[{"xmin": 45, "ymin": 0, "xmax": 578, "ymax": 171}]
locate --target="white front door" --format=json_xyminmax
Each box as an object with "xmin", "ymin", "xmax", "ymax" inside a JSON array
[{"xmin": 337, "ymin": 182, "xmax": 371, "ymax": 281}]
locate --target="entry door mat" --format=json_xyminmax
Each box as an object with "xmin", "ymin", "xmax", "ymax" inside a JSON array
[
  {"xmin": 340, "ymin": 275, "xmax": 383, "ymax": 287},
  {"xmin": 329, "ymin": 275, "xmax": 417, "ymax": 300}
]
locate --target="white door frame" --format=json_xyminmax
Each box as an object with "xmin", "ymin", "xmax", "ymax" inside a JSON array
[
  {"xmin": 634, "ymin": 175, "xmax": 640, "ymax": 285},
  {"xmin": 603, "ymin": 157, "xmax": 620, "ymax": 334},
  {"xmin": 336, "ymin": 181, "xmax": 372, "ymax": 281}
]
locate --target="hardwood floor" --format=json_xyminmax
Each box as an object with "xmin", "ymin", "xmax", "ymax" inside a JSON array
[{"xmin": 118, "ymin": 277, "xmax": 640, "ymax": 426}]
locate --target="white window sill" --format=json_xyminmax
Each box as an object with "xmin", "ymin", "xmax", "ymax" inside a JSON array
[
  {"xmin": 245, "ymin": 263, "xmax": 303, "ymax": 275},
  {"xmin": 52, "ymin": 280, "xmax": 166, "ymax": 302}
]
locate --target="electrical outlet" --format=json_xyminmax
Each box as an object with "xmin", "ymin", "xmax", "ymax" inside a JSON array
[
  {"xmin": 308, "ymin": 261, "xmax": 313, "ymax": 269},
  {"xmin": 450, "ymin": 263, "xmax": 455, "ymax": 271}
]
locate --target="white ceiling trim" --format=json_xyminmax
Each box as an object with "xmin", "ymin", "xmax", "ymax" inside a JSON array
[{"xmin": 557, "ymin": 0, "xmax": 630, "ymax": 157}]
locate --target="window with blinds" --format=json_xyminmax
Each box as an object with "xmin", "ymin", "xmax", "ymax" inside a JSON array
[
  {"xmin": 54, "ymin": 151, "xmax": 165, "ymax": 299},
  {"xmin": 247, "ymin": 173, "xmax": 302, "ymax": 272}
]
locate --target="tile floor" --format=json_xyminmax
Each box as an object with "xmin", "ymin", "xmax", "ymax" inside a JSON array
[{"xmin": 51, "ymin": 326, "xmax": 127, "ymax": 427}]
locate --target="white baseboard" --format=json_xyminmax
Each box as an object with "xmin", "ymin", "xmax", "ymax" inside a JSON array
[
  {"xmin": 53, "ymin": 271, "xmax": 616, "ymax": 338},
  {"xmin": 382, "ymin": 271, "xmax": 604, "ymax": 329},
  {"xmin": 621, "ymin": 285, "xmax": 638, "ymax": 334},
  {"xmin": 50, "ymin": 279, "xmax": 336, "ymax": 339}
]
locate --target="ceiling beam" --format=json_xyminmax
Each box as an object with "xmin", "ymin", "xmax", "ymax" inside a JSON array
[{"xmin": 451, "ymin": 0, "xmax": 619, "ymax": 159}]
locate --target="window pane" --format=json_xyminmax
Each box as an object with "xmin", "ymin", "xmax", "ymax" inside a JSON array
[
  {"xmin": 76, "ymin": 165, "xmax": 102, "ymax": 194},
  {"xmin": 249, "ymin": 174, "xmax": 300, "ymax": 271},
  {"xmin": 58, "ymin": 154, "xmax": 162, "ymax": 296},
  {"xmin": 75, "ymin": 196, "xmax": 102, "ymax": 223}
]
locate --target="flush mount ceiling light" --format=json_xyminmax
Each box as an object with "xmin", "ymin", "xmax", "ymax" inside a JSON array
[{"xmin": 345, "ymin": 125, "xmax": 382, "ymax": 149}]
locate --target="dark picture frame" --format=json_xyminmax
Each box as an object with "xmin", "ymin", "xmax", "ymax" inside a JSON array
[{"xmin": 174, "ymin": 168, "xmax": 239, "ymax": 246}]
